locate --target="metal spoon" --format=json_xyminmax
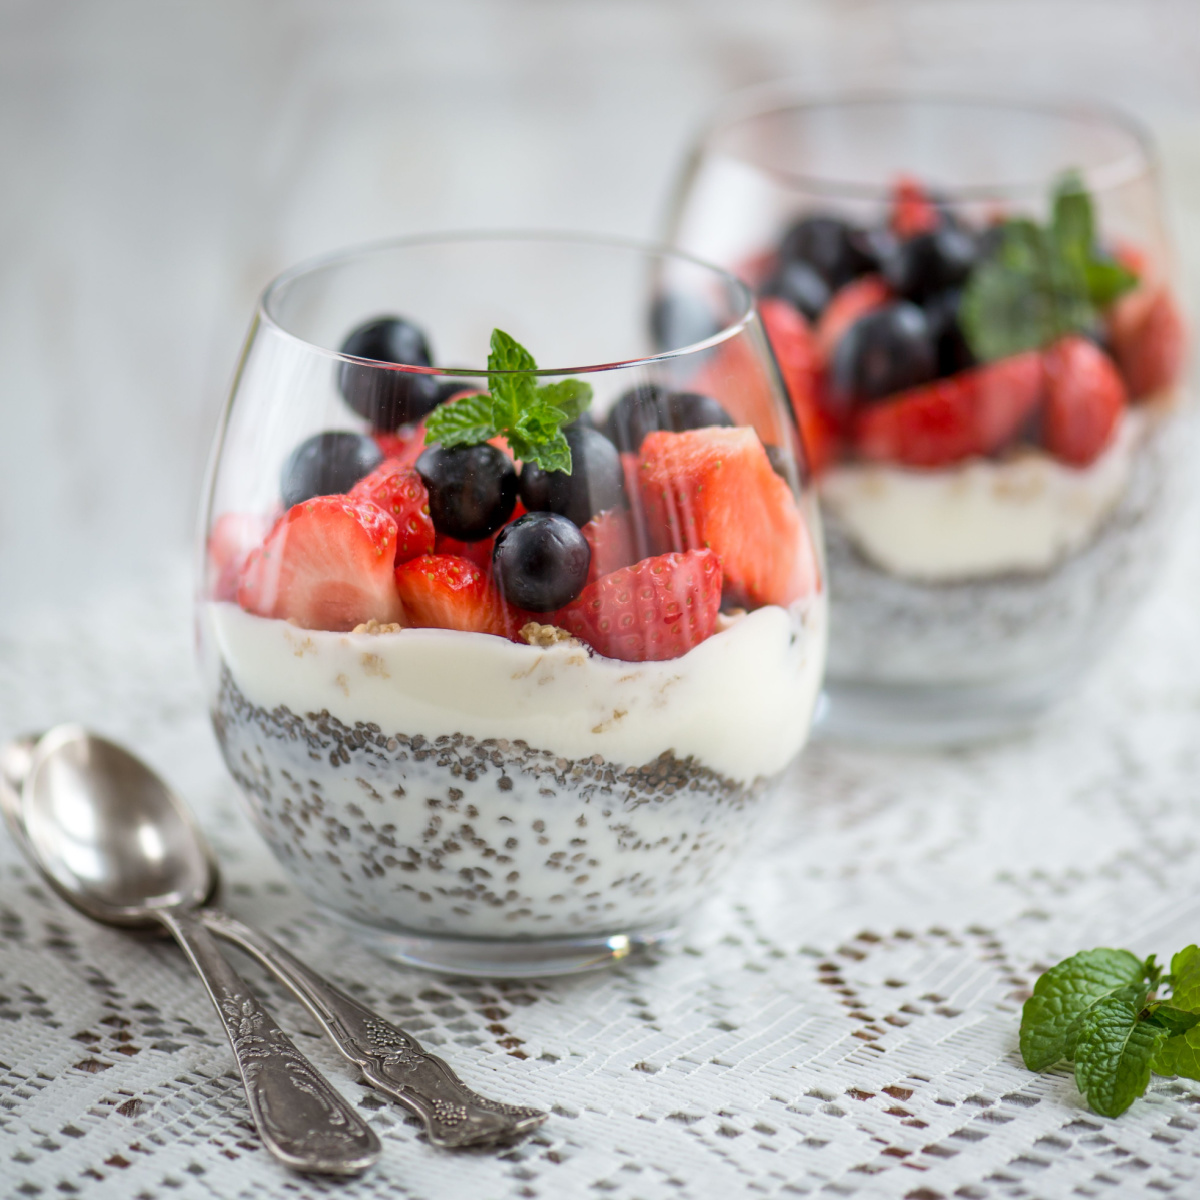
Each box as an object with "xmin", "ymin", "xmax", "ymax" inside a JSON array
[
  {"xmin": 0, "ymin": 730, "xmax": 547, "ymax": 1148},
  {"xmin": 5, "ymin": 725, "xmax": 381, "ymax": 1176}
]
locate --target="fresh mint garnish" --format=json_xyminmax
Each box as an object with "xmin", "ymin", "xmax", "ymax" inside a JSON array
[
  {"xmin": 424, "ymin": 329, "xmax": 592, "ymax": 474},
  {"xmin": 1020, "ymin": 944, "xmax": 1200, "ymax": 1118},
  {"xmin": 960, "ymin": 171, "xmax": 1138, "ymax": 362}
]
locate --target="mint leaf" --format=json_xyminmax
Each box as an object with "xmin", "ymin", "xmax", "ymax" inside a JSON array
[
  {"xmin": 1051, "ymin": 172, "xmax": 1094, "ymax": 262},
  {"xmin": 1168, "ymin": 945, "xmax": 1200, "ymax": 1005},
  {"xmin": 1151, "ymin": 946, "xmax": 1200, "ymax": 1081},
  {"xmin": 537, "ymin": 378, "xmax": 593, "ymax": 424},
  {"xmin": 1020, "ymin": 948, "xmax": 1147, "ymax": 1070},
  {"xmin": 424, "ymin": 392, "xmax": 496, "ymax": 448},
  {"xmin": 1085, "ymin": 259, "xmax": 1139, "ymax": 307},
  {"xmin": 1143, "ymin": 1004, "xmax": 1200, "ymax": 1039},
  {"xmin": 1074, "ymin": 994, "xmax": 1167, "ymax": 1117}
]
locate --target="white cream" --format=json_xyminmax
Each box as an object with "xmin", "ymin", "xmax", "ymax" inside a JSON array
[
  {"xmin": 819, "ymin": 413, "xmax": 1143, "ymax": 582},
  {"xmin": 205, "ymin": 596, "xmax": 827, "ymax": 784}
]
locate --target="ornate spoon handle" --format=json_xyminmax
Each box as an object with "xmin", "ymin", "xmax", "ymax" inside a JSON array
[
  {"xmin": 158, "ymin": 909, "xmax": 381, "ymax": 1175},
  {"xmin": 202, "ymin": 909, "xmax": 547, "ymax": 1148}
]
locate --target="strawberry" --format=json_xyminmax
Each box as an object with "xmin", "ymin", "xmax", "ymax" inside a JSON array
[
  {"xmin": 208, "ymin": 512, "xmax": 270, "ymax": 602},
  {"xmin": 638, "ymin": 427, "xmax": 819, "ymax": 608},
  {"xmin": 1109, "ymin": 286, "xmax": 1186, "ymax": 400},
  {"xmin": 349, "ymin": 461, "xmax": 435, "ymax": 563},
  {"xmin": 890, "ymin": 174, "xmax": 940, "ymax": 238},
  {"xmin": 372, "ymin": 422, "xmax": 428, "ymax": 468},
  {"xmin": 758, "ymin": 296, "xmax": 839, "ymax": 475},
  {"xmin": 555, "ymin": 550, "xmax": 722, "ymax": 662},
  {"xmin": 581, "ymin": 508, "xmax": 637, "ymax": 583},
  {"xmin": 394, "ymin": 554, "xmax": 528, "ymax": 639},
  {"xmin": 853, "ymin": 351, "xmax": 1044, "ymax": 468},
  {"xmin": 816, "ymin": 275, "xmax": 893, "ymax": 359},
  {"xmin": 237, "ymin": 496, "xmax": 403, "ymax": 631},
  {"xmin": 1042, "ymin": 336, "xmax": 1127, "ymax": 467}
]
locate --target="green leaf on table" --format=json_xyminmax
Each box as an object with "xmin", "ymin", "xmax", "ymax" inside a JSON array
[
  {"xmin": 1019, "ymin": 948, "xmax": 1148, "ymax": 1071},
  {"xmin": 1143, "ymin": 1004, "xmax": 1200, "ymax": 1039},
  {"xmin": 1151, "ymin": 945, "xmax": 1200, "ymax": 1081},
  {"xmin": 1074, "ymin": 993, "xmax": 1168, "ymax": 1117}
]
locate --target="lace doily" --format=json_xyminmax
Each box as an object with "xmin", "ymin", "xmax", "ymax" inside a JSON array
[{"xmin": 3, "ymin": 530, "xmax": 1200, "ymax": 1200}]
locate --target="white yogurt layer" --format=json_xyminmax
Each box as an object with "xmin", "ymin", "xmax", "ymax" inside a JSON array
[
  {"xmin": 819, "ymin": 412, "xmax": 1143, "ymax": 582},
  {"xmin": 205, "ymin": 596, "xmax": 827, "ymax": 784}
]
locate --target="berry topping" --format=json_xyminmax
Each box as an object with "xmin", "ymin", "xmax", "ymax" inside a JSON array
[
  {"xmin": 493, "ymin": 512, "xmax": 592, "ymax": 612},
  {"xmin": 828, "ymin": 301, "xmax": 937, "ymax": 413},
  {"xmin": 659, "ymin": 391, "xmax": 735, "ymax": 434},
  {"xmin": 882, "ymin": 227, "xmax": 977, "ymax": 302},
  {"xmin": 349, "ymin": 461, "xmax": 435, "ymax": 563},
  {"xmin": 889, "ymin": 175, "xmax": 941, "ymax": 237},
  {"xmin": 280, "ymin": 431, "xmax": 383, "ymax": 509},
  {"xmin": 554, "ymin": 549, "xmax": 722, "ymax": 663},
  {"xmin": 760, "ymin": 259, "xmax": 831, "ymax": 322},
  {"xmin": 1043, "ymin": 336, "xmax": 1127, "ymax": 467},
  {"xmin": 394, "ymin": 554, "xmax": 527, "ymax": 639},
  {"xmin": 1110, "ymin": 286, "xmax": 1186, "ymax": 400},
  {"xmin": 208, "ymin": 512, "xmax": 270, "ymax": 602},
  {"xmin": 580, "ymin": 508, "xmax": 637, "ymax": 583},
  {"xmin": 778, "ymin": 215, "xmax": 872, "ymax": 289},
  {"xmin": 338, "ymin": 315, "xmax": 442, "ymax": 431},
  {"xmin": 638, "ymin": 427, "xmax": 819, "ymax": 608},
  {"xmin": 605, "ymin": 384, "xmax": 668, "ymax": 452},
  {"xmin": 924, "ymin": 288, "xmax": 977, "ymax": 376},
  {"xmin": 852, "ymin": 350, "xmax": 1044, "ymax": 468},
  {"xmin": 237, "ymin": 496, "xmax": 403, "ymax": 631},
  {"xmin": 816, "ymin": 275, "xmax": 893, "ymax": 359},
  {"xmin": 518, "ymin": 426, "xmax": 626, "ymax": 528},
  {"xmin": 372, "ymin": 422, "xmax": 429, "ymax": 469},
  {"xmin": 416, "ymin": 443, "xmax": 517, "ymax": 542}
]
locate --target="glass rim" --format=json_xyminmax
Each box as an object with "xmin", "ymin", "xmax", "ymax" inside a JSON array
[
  {"xmin": 258, "ymin": 229, "xmax": 757, "ymax": 377},
  {"xmin": 691, "ymin": 86, "xmax": 1158, "ymax": 200}
]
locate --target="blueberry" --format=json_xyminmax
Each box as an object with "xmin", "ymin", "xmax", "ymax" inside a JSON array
[
  {"xmin": 882, "ymin": 228, "xmax": 977, "ymax": 302},
  {"xmin": 847, "ymin": 226, "xmax": 897, "ymax": 273},
  {"xmin": 519, "ymin": 426, "xmax": 626, "ymax": 529},
  {"xmin": 829, "ymin": 302, "xmax": 937, "ymax": 411},
  {"xmin": 493, "ymin": 512, "xmax": 591, "ymax": 612},
  {"xmin": 760, "ymin": 259, "xmax": 831, "ymax": 321},
  {"xmin": 338, "ymin": 315, "xmax": 442, "ymax": 432},
  {"xmin": 416, "ymin": 444, "xmax": 517, "ymax": 541},
  {"xmin": 660, "ymin": 391, "xmax": 734, "ymax": 433},
  {"xmin": 280, "ymin": 431, "xmax": 383, "ymax": 509},
  {"xmin": 778, "ymin": 215, "xmax": 873, "ymax": 288},
  {"xmin": 924, "ymin": 289, "xmax": 976, "ymax": 376},
  {"xmin": 650, "ymin": 292, "xmax": 721, "ymax": 352},
  {"xmin": 604, "ymin": 384, "xmax": 667, "ymax": 452}
]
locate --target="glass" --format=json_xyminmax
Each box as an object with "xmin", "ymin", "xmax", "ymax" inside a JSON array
[
  {"xmin": 666, "ymin": 90, "xmax": 1191, "ymax": 744},
  {"xmin": 196, "ymin": 232, "xmax": 827, "ymax": 976}
]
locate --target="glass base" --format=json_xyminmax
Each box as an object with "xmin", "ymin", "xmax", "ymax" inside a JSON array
[
  {"xmin": 816, "ymin": 673, "xmax": 1076, "ymax": 747},
  {"xmin": 319, "ymin": 906, "xmax": 680, "ymax": 978}
]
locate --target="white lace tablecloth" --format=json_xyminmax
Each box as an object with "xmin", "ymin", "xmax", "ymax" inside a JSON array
[{"xmin": 3, "ymin": 530, "xmax": 1200, "ymax": 1200}]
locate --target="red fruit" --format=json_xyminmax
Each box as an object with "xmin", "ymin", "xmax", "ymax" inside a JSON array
[
  {"xmin": 853, "ymin": 351, "xmax": 1044, "ymax": 468},
  {"xmin": 816, "ymin": 275, "xmax": 893, "ymax": 359},
  {"xmin": 555, "ymin": 550, "xmax": 722, "ymax": 662},
  {"xmin": 394, "ymin": 554, "xmax": 527, "ymax": 639},
  {"xmin": 890, "ymin": 174, "xmax": 940, "ymax": 238},
  {"xmin": 638, "ymin": 427, "xmax": 819, "ymax": 608},
  {"xmin": 372, "ymin": 423, "xmax": 428, "ymax": 468},
  {"xmin": 759, "ymin": 296, "xmax": 838, "ymax": 475},
  {"xmin": 237, "ymin": 497, "xmax": 403, "ymax": 631},
  {"xmin": 581, "ymin": 508, "xmax": 637, "ymax": 583},
  {"xmin": 1042, "ymin": 336, "xmax": 1127, "ymax": 467},
  {"xmin": 433, "ymin": 499, "xmax": 527, "ymax": 574},
  {"xmin": 208, "ymin": 512, "xmax": 270, "ymax": 601},
  {"xmin": 350, "ymin": 461, "xmax": 435, "ymax": 564},
  {"xmin": 1110, "ymin": 286, "xmax": 1186, "ymax": 400}
]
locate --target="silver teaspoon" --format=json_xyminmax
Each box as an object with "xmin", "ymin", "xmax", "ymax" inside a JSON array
[
  {"xmin": 8, "ymin": 726, "xmax": 381, "ymax": 1176},
  {"xmin": 1, "ymin": 732, "xmax": 547, "ymax": 1148}
]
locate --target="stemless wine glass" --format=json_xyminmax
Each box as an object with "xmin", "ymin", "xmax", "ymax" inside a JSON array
[
  {"xmin": 666, "ymin": 90, "xmax": 1191, "ymax": 744},
  {"xmin": 196, "ymin": 232, "xmax": 827, "ymax": 976}
]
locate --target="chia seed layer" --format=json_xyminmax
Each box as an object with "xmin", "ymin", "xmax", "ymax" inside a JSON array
[
  {"xmin": 212, "ymin": 665, "xmax": 775, "ymax": 940},
  {"xmin": 823, "ymin": 410, "xmax": 1189, "ymax": 688}
]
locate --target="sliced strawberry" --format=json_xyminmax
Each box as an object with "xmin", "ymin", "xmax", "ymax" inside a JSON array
[
  {"xmin": 853, "ymin": 351, "xmax": 1044, "ymax": 468},
  {"xmin": 1110, "ymin": 286, "xmax": 1186, "ymax": 400},
  {"xmin": 1042, "ymin": 336, "xmax": 1127, "ymax": 467},
  {"xmin": 890, "ymin": 174, "xmax": 940, "ymax": 238},
  {"xmin": 350, "ymin": 461, "xmax": 434, "ymax": 564},
  {"xmin": 394, "ymin": 554, "xmax": 528, "ymax": 639},
  {"xmin": 237, "ymin": 496, "xmax": 402, "ymax": 631},
  {"xmin": 638, "ymin": 427, "xmax": 819, "ymax": 608},
  {"xmin": 759, "ymin": 296, "xmax": 839, "ymax": 475},
  {"xmin": 581, "ymin": 508, "xmax": 637, "ymax": 583},
  {"xmin": 555, "ymin": 550, "xmax": 721, "ymax": 662},
  {"xmin": 816, "ymin": 275, "xmax": 893, "ymax": 359},
  {"xmin": 208, "ymin": 512, "xmax": 271, "ymax": 602},
  {"xmin": 372, "ymin": 422, "xmax": 428, "ymax": 468}
]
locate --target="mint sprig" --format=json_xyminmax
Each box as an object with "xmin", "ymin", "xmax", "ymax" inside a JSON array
[
  {"xmin": 423, "ymin": 329, "xmax": 592, "ymax": 473},
  {"xmin": 1020, "ymin": 945, "xmax": 1200, "ymax": 1118},
  {"xmin": 960, "ymin": 171, "xmax": 1139, "ymax": 362}
]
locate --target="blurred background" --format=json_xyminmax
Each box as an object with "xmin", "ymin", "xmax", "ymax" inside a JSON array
[{"xmin": 3, "ymin": 0, "xmax": 1198, "ymax": 624}]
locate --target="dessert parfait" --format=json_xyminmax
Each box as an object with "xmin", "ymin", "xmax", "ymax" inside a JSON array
[
  {"xmin": 198, "ymin": 234, "xmax": 826, "ymax": 975},
  {"xmin": 668, "ymin": 94, "xmax": 1189, "ymax": 740}
]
